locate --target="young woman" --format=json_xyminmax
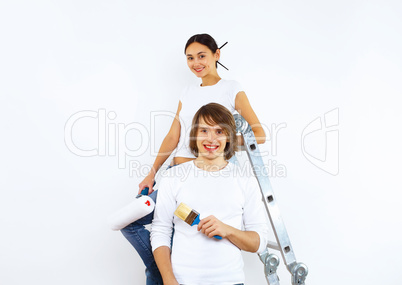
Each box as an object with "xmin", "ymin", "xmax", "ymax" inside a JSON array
[
  {"xmin": 121, "ymin": 33, "xmax": 266, "ymax": 285},
  {"xmin": 151, "ymin": 103, "xmax": 269, "ymax": 285},
  {"xmin": 139, "ymin": 33, "xmax": 265, "ymax": 194}
]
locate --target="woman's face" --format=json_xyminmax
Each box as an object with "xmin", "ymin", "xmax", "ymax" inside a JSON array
[{"xmin": 185, "ymin": 42, "xmax": 220, "ymax": 78}]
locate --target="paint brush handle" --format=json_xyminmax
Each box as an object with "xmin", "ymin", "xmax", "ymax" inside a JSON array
[{"xmin": 192, "ymin": 216, "xmax": 222, "ymax": 240}]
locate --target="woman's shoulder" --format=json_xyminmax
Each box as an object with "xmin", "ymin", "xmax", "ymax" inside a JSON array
[
  {"xmin": 221, "ymin": 78, "xmax": 240, "ymax": 82},
  {"xmin": 182, "ymin": 79, "xmax": 241, "ymax": 89},
  {"xmin": 220, "ymin": 78, "xmax": 241, "ymax": 85},
  {"xmin": 219, "ymin": 79, "xmax": 243, "ymax": 93}
]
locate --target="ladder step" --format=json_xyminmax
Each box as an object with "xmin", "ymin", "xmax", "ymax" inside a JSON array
[{"xmin": 267, "ymin": 241, "xmax": 280, "ymax": 251}]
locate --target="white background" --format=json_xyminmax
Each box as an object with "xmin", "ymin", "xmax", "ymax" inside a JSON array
[{"xmin": 1, "ymin": 0, "xmax": 401, "ymax": 284}]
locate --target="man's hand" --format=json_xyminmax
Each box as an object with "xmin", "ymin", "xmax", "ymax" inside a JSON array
[
  {"xmin": 197, "ymin": 215, "xmax": 260, "ymax": 252},
  {"xmin": 197, "ymin": 215, "xmax": 231, "ymax": 239}
]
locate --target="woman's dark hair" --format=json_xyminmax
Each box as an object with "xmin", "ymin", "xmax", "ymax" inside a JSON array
[
  {"xmin": 184, "ymin": 34, "xmax": 219, "ymax": 68},
  {"xmin": 189, "ymin": 103, "xmax": 238, "ymax": 160}
]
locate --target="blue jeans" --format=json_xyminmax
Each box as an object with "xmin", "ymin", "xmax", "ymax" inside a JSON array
[{"xmin": 121, "ymin": 190, "xmax": 163, "ymax": 285}]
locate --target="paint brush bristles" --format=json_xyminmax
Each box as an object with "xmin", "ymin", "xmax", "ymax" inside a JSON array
[
  {"xmin": 174, "ymin": 202, "xmax": 200, "ymax": 226},
  {"xmin": 174, "ymin": 202, "xmax": 222, "ymax": 240}
]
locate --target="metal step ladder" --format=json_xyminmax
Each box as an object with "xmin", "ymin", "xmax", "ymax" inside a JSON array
[{"xmin": 234, "ymin": 114, "xmax": 308, "ymax": 285}]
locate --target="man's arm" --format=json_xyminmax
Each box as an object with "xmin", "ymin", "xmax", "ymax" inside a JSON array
[
  {"xmin": 150, "ymin": 175, "xmax": 179, "ymax": 283},
  {"xmin": 153, "ymin": 246, "xmax": 179, "ymax": 285}
]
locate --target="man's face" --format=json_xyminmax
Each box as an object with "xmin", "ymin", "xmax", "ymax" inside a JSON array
[{"xmin": 195, "ymin": 116, "xmax": 227, "ymax": 161}]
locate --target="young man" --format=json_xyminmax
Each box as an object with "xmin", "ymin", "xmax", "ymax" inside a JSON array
[{"xmin": 150, "ymin": 103, "xmax": 269, "ymax": 285}]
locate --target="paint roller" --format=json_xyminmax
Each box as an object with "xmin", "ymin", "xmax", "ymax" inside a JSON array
[{"xmin": 108, "ymin": 188, "xmax": 155, "ymax": 231}]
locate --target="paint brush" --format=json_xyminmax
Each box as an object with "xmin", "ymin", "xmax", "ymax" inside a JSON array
[{"xmin": 174, "ymin": 202, "xmax": 222, "ymax": 240}]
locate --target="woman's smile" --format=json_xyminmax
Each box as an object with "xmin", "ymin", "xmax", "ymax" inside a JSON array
[{"xmin": 194, "ymin": 67, "xmax": 205, "ymax": 73}]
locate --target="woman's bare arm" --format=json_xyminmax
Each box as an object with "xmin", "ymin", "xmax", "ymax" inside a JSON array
[
  {"xmin": 138, "ymin": 101, "xmax": 182, "ymax": 193},
  {"xmin": 235, "ymin": 91, "xmax": 266, "ymax": 145}
]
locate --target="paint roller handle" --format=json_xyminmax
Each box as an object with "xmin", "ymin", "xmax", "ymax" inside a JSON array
[
  {"xmin": 135, "ymin": 187, "xmax": 149, "ymax": 198},
  {"xmin": 137, "ymin": 181, "xmax": 156, "ymax": 197},
  {"xmin": 140, "ymin": 187, "xmax": 149, "ymax": 195}
]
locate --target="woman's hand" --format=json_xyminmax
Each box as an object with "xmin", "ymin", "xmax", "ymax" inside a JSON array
[
  {"xmin": 138, "ymin": 174, "xmax": 155, "ymax": 194},
  {"xmin": 236, "ymin": 134, "xmax": 244, "ymax": 146},
  {"xmin": 197, "ymin": 215, "xmax": 231, "ymax": 239}
]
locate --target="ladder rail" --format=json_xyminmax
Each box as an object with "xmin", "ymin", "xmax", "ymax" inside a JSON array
[
  {"xmin": 235, "ymin": 114, "xmax": 308, "ymax": 285},
  {"xmin": 243, "ymin": 130, "xmax": 297, "ymax": 270}
]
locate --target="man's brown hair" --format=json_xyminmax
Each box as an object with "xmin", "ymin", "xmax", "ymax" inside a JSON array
[{"xmin": 189, "ymin": 103, "xmax": 238, "ymax": 160}]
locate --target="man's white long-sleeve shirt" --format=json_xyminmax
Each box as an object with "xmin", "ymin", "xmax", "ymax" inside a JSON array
[{"xmin": 151, "ymin": 161, "xmax": 269, "ymax": 285}]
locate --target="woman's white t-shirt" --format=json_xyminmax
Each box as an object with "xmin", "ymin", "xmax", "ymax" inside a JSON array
[{"xmin": 175, "ymin": 79, "xmax": 243, "ymax": 158}]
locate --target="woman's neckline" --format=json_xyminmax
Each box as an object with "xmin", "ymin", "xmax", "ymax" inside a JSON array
[{"xmin": 199, "ymin": 78, "xmax": 223, "ymax": 88}]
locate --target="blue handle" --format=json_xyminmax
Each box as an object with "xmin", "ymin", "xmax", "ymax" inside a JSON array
[
  {"xmin": 138, "ymin": 181, "xmax": 156, "ymax": 197},
  {"xmin": 140, "ymin": 187, "xmax": 149, "ymax": 195},
  {"xmin": 191, "ymin": 215, "xmax": 222, "ymax": 240}
]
